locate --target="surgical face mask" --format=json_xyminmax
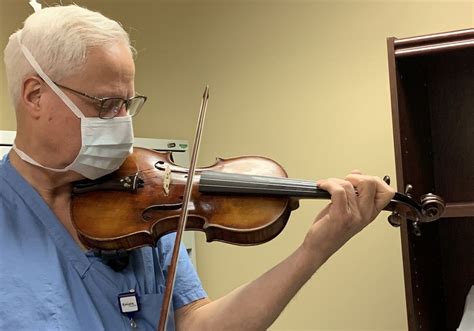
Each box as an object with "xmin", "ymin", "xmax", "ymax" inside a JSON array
[{"xmin": 13, "ymin": 34, "xmax": 134, "ymax": 180}]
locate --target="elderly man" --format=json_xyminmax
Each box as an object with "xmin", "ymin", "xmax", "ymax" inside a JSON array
[{"xmin": 0, "ymin": 4, "xmax": 395, "ymax": 331}]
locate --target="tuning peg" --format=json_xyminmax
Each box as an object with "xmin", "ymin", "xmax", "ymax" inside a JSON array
[
  {"xmin": 383, "ymin": 176, "xmax": 391, "ymax": 185},
  {"xmin": 388, "ymin": 212, "xmax": 401, "ymax": 227}
]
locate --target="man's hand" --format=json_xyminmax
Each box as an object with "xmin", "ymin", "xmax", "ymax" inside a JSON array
[{"xmin": 302, "ymin": 171, "xmax": 396, "ymax": 262}]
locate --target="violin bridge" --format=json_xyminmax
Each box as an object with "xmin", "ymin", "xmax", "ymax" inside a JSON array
[{"xmin": 163, "ymin": 165, "xmax": 172, "ymax": 196}]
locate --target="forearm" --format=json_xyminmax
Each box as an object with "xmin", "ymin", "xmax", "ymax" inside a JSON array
[{"xmin": 180, "ymin": 242, "xmax": 332, "ymax": 331}]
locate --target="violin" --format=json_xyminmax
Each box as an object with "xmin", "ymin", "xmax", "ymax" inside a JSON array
[{"xmin": 71, "ymin": 146, "xmax": 445, "ymax": 252}]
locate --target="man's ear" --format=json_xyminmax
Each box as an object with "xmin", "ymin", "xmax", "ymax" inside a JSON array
[{"xmin": 22, "ymin": 76, "xmax": 43, "ymax": 119}]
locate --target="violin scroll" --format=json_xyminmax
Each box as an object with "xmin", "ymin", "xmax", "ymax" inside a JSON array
[{"xmin": 386, "ymin": 182, "xmax": 445, "ymax": 236}]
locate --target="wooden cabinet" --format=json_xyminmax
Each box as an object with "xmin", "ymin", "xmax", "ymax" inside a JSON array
[{"xmin": 387, "ymin": 29, "xmax": 474, "ymax": 330}]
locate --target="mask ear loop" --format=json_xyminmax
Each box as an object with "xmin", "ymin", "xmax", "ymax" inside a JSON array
[
  {"xmin": 14, "ymin": 26, "xmax": 87, "ymax": 173},
  {"xmin": 29, "ymin": 0, "xmax": 42, "ymax": 12},
  {"xmin": 16, "ymin": 33, "xmax": 85, "ymax": 119}
]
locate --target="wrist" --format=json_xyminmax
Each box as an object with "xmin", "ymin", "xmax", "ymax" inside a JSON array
[
  {"xmin": 297, "ymin": 239, "xmax": 330, "ymax": 277},
  {"xmin": 300, "ymin": 222, "xmax": 350, "ymax": 274}
]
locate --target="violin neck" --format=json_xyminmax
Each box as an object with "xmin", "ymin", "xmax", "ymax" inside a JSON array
[{"xmin": 199, "ymin": 170, "xmax": 330, "ymax": 200}]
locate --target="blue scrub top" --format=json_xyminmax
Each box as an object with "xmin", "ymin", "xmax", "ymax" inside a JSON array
[{"xmin": 0, "ymin": 154, "xmax": 207, "ymax": 330}]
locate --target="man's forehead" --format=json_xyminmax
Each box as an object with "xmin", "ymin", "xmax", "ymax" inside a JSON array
[
  {"xmin": 72, "ymin": 44, "xmax": 135, "ymax": 92},
  {"xmin": 85, "ymin": 43, "xmax": 135, "ymax": 70},
  {"xmin": 84, "ymin": 44, "xmax": 135, "ymax": 78}
]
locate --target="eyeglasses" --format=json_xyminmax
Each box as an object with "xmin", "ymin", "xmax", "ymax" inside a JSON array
[{"xmin": 53, "ymin": 82, "xmax": 147, "ymax": 119}]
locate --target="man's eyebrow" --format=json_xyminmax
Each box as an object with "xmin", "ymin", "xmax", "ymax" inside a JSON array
[{"xmin": 97, "ymin": 90, "xmax": 131, "ymax": 99}]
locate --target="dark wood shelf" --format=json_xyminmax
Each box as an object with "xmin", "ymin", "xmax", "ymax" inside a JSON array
[
  {"xmin": 443, "ymin": 202, "xmax": 474, "ymax": 218},
  {"xmin": 388, "ymin": 28, "xmax": 474, "ymax": 331}
]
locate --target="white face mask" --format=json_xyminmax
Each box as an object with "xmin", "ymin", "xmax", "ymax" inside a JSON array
[{"xmin": 13, "ymin": 34, "xmax": 134, "ymax": 180}]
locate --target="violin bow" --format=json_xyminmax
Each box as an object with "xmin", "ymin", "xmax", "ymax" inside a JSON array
[{"xmin": 157, "ymin": 86, "xmax": 210, "ymax": 331}]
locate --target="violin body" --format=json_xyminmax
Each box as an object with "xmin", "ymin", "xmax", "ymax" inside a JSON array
[{"xmin": 71, "ymin": 147, "xmax": 298, "ymax": 251}]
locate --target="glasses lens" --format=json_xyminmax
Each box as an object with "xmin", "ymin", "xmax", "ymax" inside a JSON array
[
  {"xmin": 127, "ymin": 96, "xmax": 147, "ymax": 117},
  {"xmin": 99, "ymin": 96, "xmax": 147, "ymax": 118},
  {"xmin": 100, "ymin": 98, "xmax": 125, "ymax": 119}
]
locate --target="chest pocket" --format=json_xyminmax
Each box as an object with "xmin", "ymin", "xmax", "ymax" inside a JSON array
[
  {"xmin": 134, "ymin": 286, "xmax": 176, "ymax": 331},
  {"xmin": 82, "ymin": 250, "xmax": 173, "ymax": 331},
  {"xmin": 128, "ymin": 247, "xmax": 168, "ymax": 295}
]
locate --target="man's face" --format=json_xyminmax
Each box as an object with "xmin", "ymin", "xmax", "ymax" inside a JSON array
[{"xmin": 38, "ymin": 42, "xmax": 136, "ymax": 170}]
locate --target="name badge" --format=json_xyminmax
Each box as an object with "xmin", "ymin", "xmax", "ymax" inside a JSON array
[{"xmin": 118, "ymin": 289, "xmax": 140, "ymax": 314}]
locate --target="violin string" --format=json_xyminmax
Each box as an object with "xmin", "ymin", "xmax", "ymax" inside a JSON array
[
  {"xmin": 199, "ymin": 172, "xmax": 319, "ymax": 194},
  {"xmin": 202, "ymin": 172, "xmax": 317, "ymax": 187},
  {"xmin": 136, "ymin": 169, "xmax": 319, "ymax": 194},
  {"xmin": 200, "ymin": 184, "xmax": 317, "ymax": 195}
]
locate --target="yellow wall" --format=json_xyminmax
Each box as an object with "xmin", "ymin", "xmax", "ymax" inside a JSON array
[{"xmin": 1, "ymin": 1, "xmax": 472, "ymax": 330}]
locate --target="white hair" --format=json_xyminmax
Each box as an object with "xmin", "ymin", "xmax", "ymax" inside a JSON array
[{"xmin": 4, "ymin": 5, "xmax": 135, "ymax": 107}]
